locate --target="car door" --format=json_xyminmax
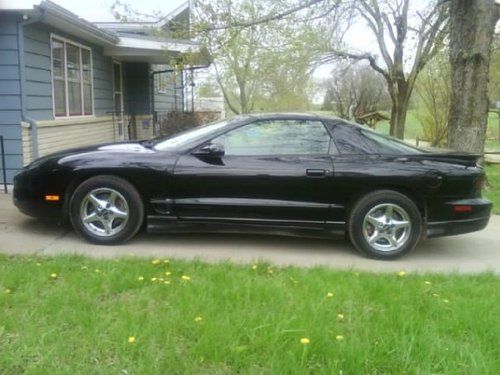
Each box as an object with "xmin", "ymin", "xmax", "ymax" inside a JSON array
[{"xmin": 172, "ymin": 118, "xmax": 335, "ymax": 226}]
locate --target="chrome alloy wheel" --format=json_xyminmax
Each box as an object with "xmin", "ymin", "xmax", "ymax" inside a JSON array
[
  {"xmin": 79, "ymin": 188, "xmax": 129, "ymax": 237},
  {"xmin": 362, "ymin": 203, "xmax": 411, "ymax": 252}
]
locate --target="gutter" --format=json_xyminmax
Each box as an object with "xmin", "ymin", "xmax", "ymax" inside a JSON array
[
  {"xmin": 37, "ymin": 1, "xmax": 118, "ymax": 45},
  {"xmin": 17, "ymin": 9, "xmax": 46, "ymax": 160}
]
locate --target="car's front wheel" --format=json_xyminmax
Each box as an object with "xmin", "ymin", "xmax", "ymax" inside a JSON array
[
  {"xmin": 69, "ymin": 175, "xmax": 144, "ymax": 244},
  {"xmin": 348, "ymin": 190, "xmax": 423, "ymax": 259}
]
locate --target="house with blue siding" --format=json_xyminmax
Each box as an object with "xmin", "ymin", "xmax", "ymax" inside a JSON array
[{"xmin": 0, "ymin": 1, "xmax": 210, "ymax": 184}]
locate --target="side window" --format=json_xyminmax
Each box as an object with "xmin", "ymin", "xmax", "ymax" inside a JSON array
[
  {"xmin": 331, "ymin": 124, "xmax": 423, "ymax": 155},
  {"xmin": 331, "ymin": 124, "xmax": 378, "ymax": 154},
  {"xmin": 213, "ymin": 120, "xmax": 331, "ymax": 156}
]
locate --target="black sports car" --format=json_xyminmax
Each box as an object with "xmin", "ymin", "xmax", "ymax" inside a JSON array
[{"xmin": 13, "ymin": 113, "xmax": 492, "ymax": 259}]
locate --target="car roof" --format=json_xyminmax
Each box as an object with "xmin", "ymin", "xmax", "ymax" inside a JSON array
[{"xmin": 245, "ymin": 112, "xmax": 338, "ymax": 122}]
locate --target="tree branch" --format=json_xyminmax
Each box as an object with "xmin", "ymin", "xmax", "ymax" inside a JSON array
[
  {"xmin": 213, "ymin": 62, "xmax": 240, "ymax": 114},
  {"xmin": 199, "ymin": 0, "xmax": 331, "ymax": 31},
  {"xmin": 324, "ymin": 50, "xmax": 389, "ymax": 80},
  {"xmin": 357, "ymin": 1, "xmax": 394, "ymax": 70}
]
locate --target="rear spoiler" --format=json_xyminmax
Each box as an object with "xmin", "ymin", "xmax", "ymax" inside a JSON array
[{"xmin": 396, "ymin": 153, "xmax": 481, "ymax": 167}]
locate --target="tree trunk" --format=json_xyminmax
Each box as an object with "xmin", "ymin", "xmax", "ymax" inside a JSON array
[
  {"xmin": 390, "ymin": 105, "xmax": 408, "ymax": 139},
  {"xmin": 389, "ymin": 81, "xmax": 410, "ymax": 139},
  {"xmin": 447, "ymin": 0, "xmax": 499, "ymax": 154}
]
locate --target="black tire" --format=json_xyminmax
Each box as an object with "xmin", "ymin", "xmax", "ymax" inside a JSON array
[
  {"xmin": 69, "ymin": 175, "xmax": 144, "ymax": 245},
  {"xmin": 348, "ymin": 190, "xmax": 423, "ymax": 260}
]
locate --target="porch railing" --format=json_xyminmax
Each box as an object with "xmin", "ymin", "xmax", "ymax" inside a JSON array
[{"xmin": 154, "ymin": 110, "xmax": 223, "ymax": 137}]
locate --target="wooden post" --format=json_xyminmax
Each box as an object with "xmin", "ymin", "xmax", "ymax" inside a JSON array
[{"xmin": 1, "ymin": 136, "xmax": 7, "ymax": 193}]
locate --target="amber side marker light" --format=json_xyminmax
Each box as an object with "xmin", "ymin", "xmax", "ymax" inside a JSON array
[
  {"xmin": 454, "ymin": 205, "xmax": 472, "ymax": 212},
  {"xmin": 44, "ymin": 195, "xmax": 60, "ymax": 201}
]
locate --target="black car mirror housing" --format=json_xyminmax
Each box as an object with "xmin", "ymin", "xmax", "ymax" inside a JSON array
[{"xmin": 194, "ymin": 143, "xmax": 225, "ymax": 157}]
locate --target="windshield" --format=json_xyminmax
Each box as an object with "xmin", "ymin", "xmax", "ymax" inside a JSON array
[{"xmin": 154, "ymin": 118, "xmax": 239, "ymax": 151}]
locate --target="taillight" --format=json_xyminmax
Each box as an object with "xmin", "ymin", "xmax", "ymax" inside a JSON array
[{"xmin": 454, "ymin": 205, "xmax": 472, "ymax": 212}]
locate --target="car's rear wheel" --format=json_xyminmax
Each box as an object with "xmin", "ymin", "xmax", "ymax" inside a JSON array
[
  {"xmin": 348, "ymin": 190, "xmax": 423, "ymax": 259},
  {"xmin": 70, "ymin": 175, "xmax": 144, "ymax": 244}
]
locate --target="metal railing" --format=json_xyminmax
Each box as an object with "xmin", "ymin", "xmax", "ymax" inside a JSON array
[{"xmin": 1, "ymin": 136, "xmax": 7, "ymax": 193}]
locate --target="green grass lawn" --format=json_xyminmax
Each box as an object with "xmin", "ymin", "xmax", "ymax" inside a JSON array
[
  {"xmin": 485, "ymin": 164, "xmax": 500, "ymax": 214},
  {"xmin": 313, "ymin": 110, "xmax": 500, "ymax": 148},
  {"xmin": 1, "ymin": 255, "xmax": 499, "ymax": 373}
]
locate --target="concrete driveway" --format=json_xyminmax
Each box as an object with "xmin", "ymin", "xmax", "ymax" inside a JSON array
[{"xmin": 0, "ymin": 193, "xmax": 498, "ymax": 273}]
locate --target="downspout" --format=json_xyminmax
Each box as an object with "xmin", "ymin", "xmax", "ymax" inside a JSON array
[{"xmin": 17, "ymin": 10, "xmax": 46, "ymax": 161}]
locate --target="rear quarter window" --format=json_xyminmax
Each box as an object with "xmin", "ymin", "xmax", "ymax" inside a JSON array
[{"xmin": 331, "ymin": 124, "xmax": 424, "ymax": 155}]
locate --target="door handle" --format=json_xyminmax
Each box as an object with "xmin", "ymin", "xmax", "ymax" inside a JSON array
[{"xmin": 306, "ymin": 169, "xmax": 328, "ymax": 177}]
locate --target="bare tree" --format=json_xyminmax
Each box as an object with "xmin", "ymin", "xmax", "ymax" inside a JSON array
[
  {"xmin": 322, "ymin": 61, "xmax": 390, "ymax": 119},
  {"xmin": 322, "ymin": 0, "xmax": 448, "ymax": 139},
  {"xmin": 447, "ymin": 0, "xmax": 499, "ymax": 155}
]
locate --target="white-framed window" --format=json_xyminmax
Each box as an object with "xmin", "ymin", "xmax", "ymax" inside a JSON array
[{"xmin": 50, "ymin": 35, "xmax": 94, "ymax": 117}]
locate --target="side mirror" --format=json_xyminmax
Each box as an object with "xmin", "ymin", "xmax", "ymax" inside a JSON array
[{"xmin": 194, "ymin": 143, "xmax": 225, "ymax": 157}]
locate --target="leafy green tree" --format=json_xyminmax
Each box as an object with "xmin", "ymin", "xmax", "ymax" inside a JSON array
[
  {"xmin": 194, "ymin": 0, "xmax": 333, "ymax": 114},
  {"xmin": 415, "ymin": 54, "xmax": 451, "ymax": 147}
]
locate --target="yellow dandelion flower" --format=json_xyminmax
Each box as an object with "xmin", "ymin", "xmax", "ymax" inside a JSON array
[
  {"xmin": 337, "ymin": 313, "xmax": 344, "ymax": 320},
  {"xmin": 424, "ymin": 281, "xmax": 432, "ymax": 285},
  {"xmin": 443, "ymin": 299, "xmax": 450, "ymax": 303},
  {"xmin": 128, "ymin": 336, "xmax": 136, "ymax": 344},
  {"xmin": 5, "ymin": 288, "xmax": 11, "ymax": 294},
  {"xmin": 151, "ymin": 259, "xmax": 161, "ymax": 265},
  {"xmin": 327, "ymin": 292, "xmax": 334, "ymax": 298},
  {"xmin": 432, "ymin": 293, "xmax": 439, "ymax": 297},
  {"xmin": 164, "ymin": 280, "xmax": 171, "ymax": 285},
  {"xmin": 151, "ymin": 277, "xmax": 157, "ymax": 282},
  {"xmin": 300, "ymin": 338, "xmax": 310, "ymax": 345},
  {"xmin": 94, "ymin": 269, "xmax": 101, "ymax": 273},
  {"xmin": 138, "ymin": 276, "xmax": 144, "ymax": 281},
  {"xmin": 251, "ymin": 264, "xmax": 258, "ymax": 270},
  {"xmin": 398, "ymin": 271, "xmax": 406, "ymax": 277},
  {"xmin": 181, "ymin": 275, "xmax": 191, "ymax": 281},
  {"xmin": 165, "ymin": 271, "xmax": 172, "ymax": 276},
  {"xmin": 50, "ymin": 273, "xmax": 58, "ymax": 279},
  {"xmin": 268, "ymin": 269, "xmax": 273, "ymax": 274},
  {"xmin": 194, "ymin": 316, "xmax": 203, "ymax": 322},
  {"xmin": 163, "ymin": 259, "xmax": 170, "ymax": 264},
  {"xmin": 336, "ymin": 335, "xmax": 344, "ymax": 341}
]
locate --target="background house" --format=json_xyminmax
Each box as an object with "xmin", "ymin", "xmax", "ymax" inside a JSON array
[{"xmin": 0, "ymin": 0, "xmax": 214, "ymax": 185}]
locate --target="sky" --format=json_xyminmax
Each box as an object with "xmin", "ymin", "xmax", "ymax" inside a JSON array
[
  {"xmin": 53, "ymin": 0, "xmax": 377, "ymax": 52},
  {"xmin": 51, "ymin": 0, "xmax": 187, "ymax": 22},
  {"xmin": 52, "ymin": 0, "xmax": 377, "ymax": 78}
]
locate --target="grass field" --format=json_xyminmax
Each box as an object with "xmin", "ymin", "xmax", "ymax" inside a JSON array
[
  {"xmin": 375, "ymin": 111, "xmax": 499, "ymax": 145},
  {"xmin": 314, "ymin": 110, "xmax": 500, "ymax": 149},
  {"xmin": 1, "ymin": 255, "xmax": 499, "ymax": 373},
  {"xmin": 485, "ymin": 164, "xmax": 500, "ymax": 214}
]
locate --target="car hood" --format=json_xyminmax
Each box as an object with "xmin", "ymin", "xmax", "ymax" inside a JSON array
[{"xmin": 24, "ymin": 142, "xmax": 156, "ymax": 169}]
